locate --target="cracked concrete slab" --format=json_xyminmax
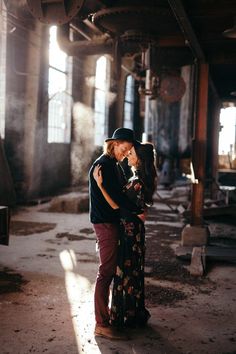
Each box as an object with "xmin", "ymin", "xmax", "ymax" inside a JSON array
[{"xmin": 0, "ymin": 195, "xmax": 236, "ymax": 354}]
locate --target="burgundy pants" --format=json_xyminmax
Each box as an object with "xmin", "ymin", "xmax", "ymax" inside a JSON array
[{"xmin": 93, "ymin": 223, "xmax": 119, "ymax": 326}]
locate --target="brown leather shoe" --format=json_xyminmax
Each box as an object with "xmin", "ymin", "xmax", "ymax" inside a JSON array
[{"xmin": 94, "ymin": 325, "xmax": 128, "ymax": 340}]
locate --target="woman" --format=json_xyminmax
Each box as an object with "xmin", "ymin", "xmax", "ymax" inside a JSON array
[{"xmin": 93, "ymin": 142, "xmax": 157, "ymax": 328}]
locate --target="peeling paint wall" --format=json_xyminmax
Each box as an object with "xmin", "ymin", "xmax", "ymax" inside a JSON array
[
  {"xmin": 142, "ymin": 66, "xmax": 195, "ymax": 182},
  {"xmin": 179, "ymin": 65, "xmax": 194, "ymax": 157},
  {"xmin": 144, "ymin": 66, "xmax": 193, "ymax": 159},
  {"xmin": 3, "ymin": 19, "xmax": 71, "ymax": 202}
]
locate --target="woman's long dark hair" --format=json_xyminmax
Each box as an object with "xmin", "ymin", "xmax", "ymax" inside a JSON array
[{"xmin": 134, "ymin": 142, "xmax": 158, "ymax": 205}]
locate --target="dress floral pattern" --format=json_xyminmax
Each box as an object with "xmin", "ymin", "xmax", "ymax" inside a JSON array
[{"xmin": 110, "ymin": 174, "xmax": 150, "ymax": 328}]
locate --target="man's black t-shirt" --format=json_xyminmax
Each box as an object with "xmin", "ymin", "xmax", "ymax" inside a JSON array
[{"xmin": 89, "ymin": 154, "xmax": 140, "ymax": 224}]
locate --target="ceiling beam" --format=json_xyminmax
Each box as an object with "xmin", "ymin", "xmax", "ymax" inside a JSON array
[
  {"xmin": 157, "ymin": 36, "xmax": 186, "ymax": 47},
  {"xmin": 168, "ymin": 0, "xmax": 205, "ymax": 61},
  {"xmin": 168, "ymin": 1, "xmax": 222, "ymax": 103}
]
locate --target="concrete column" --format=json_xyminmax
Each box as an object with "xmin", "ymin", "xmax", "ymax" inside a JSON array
[{"xmin": 23, "ymin": 21, "xmax": 44, "ymax": 197}]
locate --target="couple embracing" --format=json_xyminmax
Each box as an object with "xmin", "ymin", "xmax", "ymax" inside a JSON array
[{"xmin": 89, "ymin": 128, "xmax": 157, "ymax": 340}]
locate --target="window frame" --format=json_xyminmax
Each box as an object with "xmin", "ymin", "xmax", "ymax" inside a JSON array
[
  {"xmin": 47, "ymin": 25, "xmax": 73, "ymax": 144},
  {"xmin": 123, "ymin": 74, "xmax": 135, "ymax": 130},
  {"xmin": 93, "ymin": 55, "xmax": 110, "ymax": 146}
]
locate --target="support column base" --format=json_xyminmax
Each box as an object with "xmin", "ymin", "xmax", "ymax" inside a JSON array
[
  {"xmin": 181, "ymin": 224, "xmax": 209, "ymax": 247},
  {"xmin": 190, "ymin": 246, "xmax": 206, "ymax": 276}
]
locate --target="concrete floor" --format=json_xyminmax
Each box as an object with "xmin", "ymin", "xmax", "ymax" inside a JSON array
[{"xmin": 0, "ymin": 191, "xmax": 236, "ymax": 354}]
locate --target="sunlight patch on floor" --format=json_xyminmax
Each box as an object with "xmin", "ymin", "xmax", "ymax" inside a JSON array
[{"xmin": 60, "ymin": 249, "xmax": 100, "ymax": 353}]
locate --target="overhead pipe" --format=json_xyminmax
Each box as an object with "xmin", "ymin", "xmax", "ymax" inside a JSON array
[
  {"xmin": 57, "ymin": 23, "xmax": 113, "ymax": 56},
  {"xmin": 4, "ymin": 0, "xmax": 113, "ymax": 56}
]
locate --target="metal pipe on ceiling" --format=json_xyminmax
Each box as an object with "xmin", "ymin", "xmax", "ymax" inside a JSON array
[{"xmin": 57, "ymin": 23, "xmax": 113, "ymax": 56}]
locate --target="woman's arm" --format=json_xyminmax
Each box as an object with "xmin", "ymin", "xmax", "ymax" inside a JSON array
[
  {"xmin": 93, "ymin": 165, "xmax": 119, "ymax": 210},
  {"xmin": 93, "ymin": 165, "xmax": 146, "ymax": 220}
]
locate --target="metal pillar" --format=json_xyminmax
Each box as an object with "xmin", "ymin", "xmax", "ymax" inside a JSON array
[
  {"xmin": 191, "ymin": 62, "xmax": 209, "ymax": 226},
  {"xmin": 181, "ymin": 62, "xmax": 210, "ymax": 247}
]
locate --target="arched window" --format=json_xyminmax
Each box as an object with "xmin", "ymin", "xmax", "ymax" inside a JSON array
[
  {"xmin": 0, "ymin": 1, "xmax": 7, "ymax": 138},
  {"xmin": 123, "ymin": 74, "xmax": 135, "ymax": 129},
  {"xmin": 94, "ymin": 56, "xmax": 109, "ymax": 146},
  {"xmin": 47, "ymin": 26, "xmax": 73, "ymax": 143}
]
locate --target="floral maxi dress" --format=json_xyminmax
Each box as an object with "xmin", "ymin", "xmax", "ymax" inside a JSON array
[{"xmin": 110, "ymin": 173, "xmax": 151, "ymax": 328}]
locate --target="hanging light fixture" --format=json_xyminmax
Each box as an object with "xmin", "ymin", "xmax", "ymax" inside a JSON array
[{"xmin": 222, "ymin": 17, "xmax": 236, "ymax": 38}]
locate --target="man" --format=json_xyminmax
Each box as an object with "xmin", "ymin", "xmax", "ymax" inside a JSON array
[{"xmin": 89, "ymin": 128, "xmax": 140, "ymax": 340}]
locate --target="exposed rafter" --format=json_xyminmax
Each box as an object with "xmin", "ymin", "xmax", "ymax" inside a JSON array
[{"xmin": 168, "ymin": 0, "xmax": 205, "ymax": 61}]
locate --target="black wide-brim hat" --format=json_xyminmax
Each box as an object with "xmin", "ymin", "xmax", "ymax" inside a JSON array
[{"xmin": 105, "ymin": 127, "xmax": 138, "ymax": 143}]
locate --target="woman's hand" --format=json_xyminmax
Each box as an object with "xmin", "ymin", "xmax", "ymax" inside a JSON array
[
  {"xmin": 137, "ymin": 213, "xmax": 146, "ymax": 222},
  {"xmin": 137, "ymin": 209, "xmax": 147, "ymax": 222},
  {"xmin": 93, "ymin": 165, "xmax": 103, "ymax": 188},
  {"xmin": 93, "ymin": 164, "xmax": 119, "ymax": 209}
]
